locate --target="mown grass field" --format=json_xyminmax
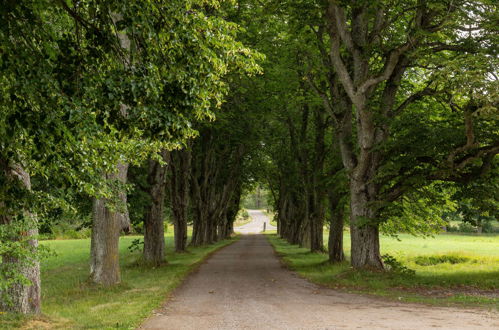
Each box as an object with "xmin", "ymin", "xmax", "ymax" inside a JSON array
[
  {"xmin": 1, "ymin": 235, "xmax": 237, "ymax": 329},
  {"xmin": 267, "ymin": 232, "xmax": 499, "ymax": 308}
]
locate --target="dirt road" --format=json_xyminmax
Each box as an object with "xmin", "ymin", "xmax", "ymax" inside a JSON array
[
  {"xmin": 140, "ymin": 210, "xmax": 498, "ymax": 330},
  {"xmin": 235, "ymin": 209, "xmax": 277, "ymax": 234}
]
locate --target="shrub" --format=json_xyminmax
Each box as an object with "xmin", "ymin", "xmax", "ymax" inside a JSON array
[
  {"xmin": 413, "ymin": 254, "xmax": 473, "ymax": 266},
  {"xmin": 382, "ymin": 254, "xmax": 415, "ymax": 275}
]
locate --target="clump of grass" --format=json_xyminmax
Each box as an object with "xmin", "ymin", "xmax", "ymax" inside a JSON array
[
  {"xmin": 382, "ymin": 254, "xmax": 415, "ymax": 275},
  {"xmin": 413, "ymin": 254, "xmax": 474, "ymax": 266}
]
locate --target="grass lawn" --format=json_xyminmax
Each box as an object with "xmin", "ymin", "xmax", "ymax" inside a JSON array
[
  {"xmin": 1, "ymin": 235, "xmax": 237, "ymax": 329},
  {"xmin": 266, "ymin": 232, "xmax": 499, "ymax": 308}
]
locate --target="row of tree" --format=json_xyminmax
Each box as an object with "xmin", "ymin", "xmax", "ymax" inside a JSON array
[
  {"xmin": 250, "ymin": 0, "xmax": 498, "ymax": 267},
  {"xmin": 0, "ymin": 0, "xmax": 261, "ymax": 315},
  {"xmin": 1, "ymin": 0, "xmax": 497, "ymax": 318}
]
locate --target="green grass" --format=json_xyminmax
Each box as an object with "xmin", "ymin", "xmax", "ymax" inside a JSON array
[
  {"xmin": 1, "ymin": 235, "xmax": 237, "ymax": 329},
  {"xmin": 266, "ymin": 232, "xmax": 499, "ymax": 308}
]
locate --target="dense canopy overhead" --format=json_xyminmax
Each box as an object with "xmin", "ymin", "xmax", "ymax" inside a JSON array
[{"xmin": 0, "ymin": 0, "xmax": 497, "ymax": 316}]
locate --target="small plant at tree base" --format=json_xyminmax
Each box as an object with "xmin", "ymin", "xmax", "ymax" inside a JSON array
[
  {"xmin": 381, "ymin": 254, "xmax": 415, "ymax": 276},
  {"xmin": 127, "ymin": 239, "xmax": 144, "ymax": 253}
]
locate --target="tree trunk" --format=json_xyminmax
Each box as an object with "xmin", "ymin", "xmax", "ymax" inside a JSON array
[
  {"xmin": 190, "ymin": 206, "xmax": 206, "ymax": 246},
  {"xmin": 169, "ymin": 149, "xmax": 191, "ymax": 252},
  {"xmin": 299, "ymin": 217, "xmax": 311, "ymax": 249},
  {"xmin": 310, "ymin": 213, "xmax": 324, "ymax": 252},
  {"xmin": 90, "ymin": 12, "xmax": 133, "ymax": 285},
  {"xmin": 223, "ymin": 187, "xmax": 241, "ymax": 239},
  {"xmin": 328, "ymin": 191, "xmax": 345, "ymax": 263},
  {"xmin": 90, "ymin": 162, "xmax": 129, "ymax": 285},
  {"xmin": 349, "ymin": 178, "xmax": 383, "ymax": 269},
  {"xmin": 310, "ymin": 192, "xmax": 326, "ymax": 252},
  {"xmin": 476, "ymin": 219, "xmax": 483, "ymax": 234},
  {"xmin": 0, "ymin": 163, "xmax": 40, "ymax": 314},
  {"xmin": 143, "ymin": 150, "xmax": 169, "ymax": 265}
]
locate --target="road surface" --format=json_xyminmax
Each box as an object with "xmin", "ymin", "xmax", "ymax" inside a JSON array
[
  {"xmin": 140, "ymin": 210, "xmax": 498, "ymax": 330},
  {"xmin": 235, "ymin": 209, "xmax": 277, "ymax": 234}
]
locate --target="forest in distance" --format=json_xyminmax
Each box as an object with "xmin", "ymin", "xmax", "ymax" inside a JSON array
[{"xmin": 0, "ymin": 0, "xmax": 497, "ymax": 325}]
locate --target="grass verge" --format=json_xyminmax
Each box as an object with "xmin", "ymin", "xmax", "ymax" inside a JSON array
[
  {"xmin": 1, "ymin": 235, "xmax": 238, "ymax": 329},
  {"xmin": 266, "ymin": 233, "xmax": 498, "ymax": 309}
]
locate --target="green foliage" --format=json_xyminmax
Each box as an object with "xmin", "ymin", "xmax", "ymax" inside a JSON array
[
  {"xmin": 1, "ymin": 0, "xmax": 262, "ymax": 302},
  {"xmin": 413, "ymin": 255, "xmax": 474, "ymax": 266},
  {"xmin": 127, "ymin": 238, "xmax": 144, "ymax": 253},
  {"xmin": 241, "ymin": 187, "xmax": 270, "ymax": 209},
  {"xmin": 0, "ymin": 217, "xmax": 53, "ymax": 307},
  {"xmin": 381, "ymin": 254, "xmax": 415, "ymax": 276}
]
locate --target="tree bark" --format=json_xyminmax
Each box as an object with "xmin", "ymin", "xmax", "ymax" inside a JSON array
[
  {"xmin": 90, "ymin": 11, "xmax": 133, "ymax": 285},
  {"xmin": 90, "ymin": 162, "xmax": 129, "ymax": 285},
  {"xmin": 349, "ymin": 177, "xmax": 383, "ymax": 269},
  {"xmin": 0, "ymin": 163, "xmax": 40, "ymax": 314},
  {"xmin": 309, "ymin": 109, "xmax": 326, "ymax": 252},
  {"xmin": 328, "ymin": 191, "xmax": 345, "ymax": 263},
  {"xmin": 169, "ymin": 149, "xmax": 191, "ymax": 252},
  {"xmin": 143, "ymin": 150, "xmax": 169, "ymax": 265}
]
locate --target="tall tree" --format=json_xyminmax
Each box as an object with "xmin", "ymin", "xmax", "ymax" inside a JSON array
[{"xmin": 168, "ymin": 148, "xmax": 192, "ymax": 252}]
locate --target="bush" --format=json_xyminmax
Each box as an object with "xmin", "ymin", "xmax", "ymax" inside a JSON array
[
  {"xmin": 382, "ymin": 254, "xmax": 415, "ymax": 275},
  {"xmin": 482, "ymin": 221, "xmax": 499, "ymax": 233},
  {"xmin": 48, "ymin": 223, "xmax": 91, "ymax": 240},
  {"xmin": 413, "ymin": 254, "xmax": 474, "ymax": 266}
]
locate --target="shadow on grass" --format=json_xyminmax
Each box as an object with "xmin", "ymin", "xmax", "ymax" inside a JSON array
[{"xmin": 266, "ymin": 234, "xmax": 499, "ymax": 307}]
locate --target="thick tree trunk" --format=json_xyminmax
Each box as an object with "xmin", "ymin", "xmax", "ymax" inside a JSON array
[
  {"xmin": 169, "ymin": 149, "xmax": 191, "ymax": 252},
  {"xmin": 223, "ymin": 188, "xmax": 241, "ymax": 239},
  {"xmin": 0, "ymin": 163, "xmax": 40, "ymax": 314},
  {"xmin": 349, "ymin": 179, "xmax": 383, "ymax": 269},
  {"xmin": 190, "ymin": 213, "xmax": 204, "ymax": 246},
  {"xmin": 90, "ymin": 13, "xmax": 133, "ymax": 285},
  {"xmin": 328, "ymin": 192, "xmax": 345, "ymax": 263},
  {"xmin": 90, "ymin": 162, "xmax": 129, "ymax": 285},
  {"xmin": 173, "ymin": 217, "xmax": 188, "ymax": 252},
  {"xmin": 299, "ymin": 218, "xmax": 311, "ymax": 249},
  {"xmin": 206, "ymin": 216, "xmax": 217, "ymax": 244},
  {"xmin": 310, "ymin": 213, "xmax": 324, "ymax": 252},
  {"xmin": 309, "ymin": 109, "xmax": 326, "ymax": 252},
  {"xmin": 310, "ymin": 191, "xmax": 325, "ymax": 252},
  {"xmin": 143, "ymin": 151, "xmax": 169, "ymax": 265},
  {"xmin": 191, "ymin": 206, "xmax": 207, "ymax": 246}
]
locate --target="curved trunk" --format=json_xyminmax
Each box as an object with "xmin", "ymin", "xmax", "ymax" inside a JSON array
[{"xmin": 90, "ymin": 162, "xmax": 129, "ymax": 285}]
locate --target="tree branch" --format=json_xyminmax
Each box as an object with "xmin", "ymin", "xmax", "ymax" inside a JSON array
[{"xmin": 391, "ymin": 85, "xmax": 436, "ymax": 117}]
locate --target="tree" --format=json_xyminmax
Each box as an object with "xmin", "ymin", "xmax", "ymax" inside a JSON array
[
  {"xmin": 1, "ymin": 0, "xmax": 262, "ymax": 312},
  {"xmin": 309, "ymin": 0, "xmax": 499, "ymax": 269},
  {"xmin": 168, "ymin": 148, "xmax": 192, "ymax": 252}
]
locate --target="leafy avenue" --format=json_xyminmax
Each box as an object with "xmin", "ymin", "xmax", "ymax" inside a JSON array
[{"xmin": 0, "ymin": 0, "xmax": 497, "ymax": 325}]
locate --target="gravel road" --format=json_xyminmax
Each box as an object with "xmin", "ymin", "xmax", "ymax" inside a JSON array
[
  {"xmin": 140, "ymin": 210, "xmax": 498, "ymax": 330},
  {"xmin": 235, "ymin": 209, "xmax": 277, "ymax": 234}
]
